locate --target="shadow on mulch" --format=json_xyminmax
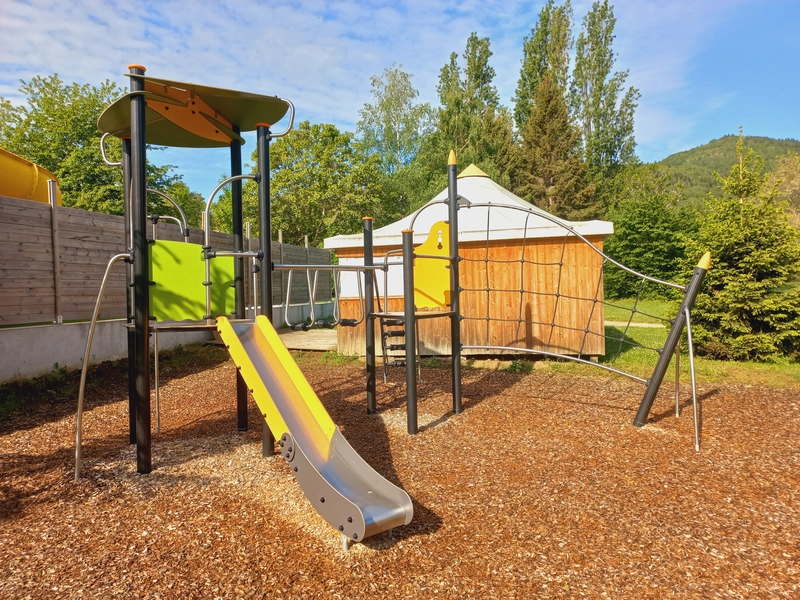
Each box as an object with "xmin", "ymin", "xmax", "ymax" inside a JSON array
[
  {"xmin": 648, "ymin": 388, "xmax": 719, "ymax": 425},
  {"xmin": 308, "ymin": 365, "xmax": 445, "ymax": 547},
  {"xmin": 1, "ymin": 406, "xmax": 250, "ymax": 522},
  {"xmin": 0, "ymin": 344, "xmax": 231, "ymax": 438}
]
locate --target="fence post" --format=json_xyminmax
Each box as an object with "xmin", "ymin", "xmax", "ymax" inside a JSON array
[{"xmin": 48, "ymin": 179, "xmax": 63, "ymax": 324}]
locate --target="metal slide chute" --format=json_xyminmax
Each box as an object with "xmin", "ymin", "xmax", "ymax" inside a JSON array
[{"xmin": 216, "ymin": 315, "xmax": 413, "ymax": 543}]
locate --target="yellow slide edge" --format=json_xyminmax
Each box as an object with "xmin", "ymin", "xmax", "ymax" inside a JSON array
[
  {"xmin": 254, "ymin": 315, "xmax": 336, "ymax": 440},
  {"xmin": 216, "ymin": 316, "xmax": 336, "ymax": 443}
]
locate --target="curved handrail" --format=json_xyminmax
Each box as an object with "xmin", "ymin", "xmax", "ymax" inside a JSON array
[
  {"xmin": 99, "ymin": 132, "xmax": 122, "ymax": 167},
  {"xmin": 270, "ymin": 98, "xmax": 295, "ymax": 138},
  {"xmin": 202, "ymin": 173, "xmax": 259, "ymax": 322},
  {"xmin": 75, "ymin": 252, "xmax": 132, "ymax": 482},
  {"xmin": 147, "ymin": 188, "xmax": 190, "ymax": 241},
  {"xmin": 202, "ymin": 174, "xmax": 258, "ymax": 247}
]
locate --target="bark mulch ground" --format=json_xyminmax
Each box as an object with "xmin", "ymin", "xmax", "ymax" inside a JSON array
[{"xmin": 1, "ymin": 354, "xmax": 798, "ymax": 599}]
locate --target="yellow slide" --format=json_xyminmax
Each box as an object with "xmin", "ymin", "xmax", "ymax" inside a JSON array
[
  {"xmin": 0, "ymin": 147, "xmax": 62, "ymax": 204},
  {"xmin": 216, "ymin": 315, "xmax": 413, "ymax": 543}
]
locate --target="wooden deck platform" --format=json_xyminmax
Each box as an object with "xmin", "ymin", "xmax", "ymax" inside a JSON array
[{"xmin": 277, "ymin": 327, "xmax": 338, "ymax": 352}]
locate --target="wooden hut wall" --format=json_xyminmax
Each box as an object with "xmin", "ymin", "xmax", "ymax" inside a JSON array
[{"xmin": 335, "ymin": 235, "xmax": 606, "ymax": 357}]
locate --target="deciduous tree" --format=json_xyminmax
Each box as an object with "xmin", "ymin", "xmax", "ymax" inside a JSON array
[{"xmin": 570, "ymin": 0, "xmax": 639, "ymax": 181}]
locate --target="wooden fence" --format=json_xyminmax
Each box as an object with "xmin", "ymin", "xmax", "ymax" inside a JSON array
[{"xmin": 0, "ymin": 195, "xmax": 331, "ymax": 326}]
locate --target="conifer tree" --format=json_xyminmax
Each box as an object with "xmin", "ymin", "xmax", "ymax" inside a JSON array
[
  {"xmin": 515, "ymin": 74, "xmax": 595, "ymax": 220},
  {"xmin": 687, "ymin": 130, "xmax": 800, "ymax": 361}
]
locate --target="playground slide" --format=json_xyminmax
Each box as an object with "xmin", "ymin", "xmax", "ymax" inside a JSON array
[{"xmin": 216, "ymin": 315, "xmax": 413, "ymax": 543}]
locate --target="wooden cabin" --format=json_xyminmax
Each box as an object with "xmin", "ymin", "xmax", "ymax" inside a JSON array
[{"xmin": 324, "ymin": 165, "xmax": 614, "ymax": 357}]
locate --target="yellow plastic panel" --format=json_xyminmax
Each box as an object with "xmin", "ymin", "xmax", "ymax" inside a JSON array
[
  {"xmin": 414, "ymin": 220, "xmax": 451, "ymax": 309},
  {"xmin": 149, "ymin": 240, "xmax": 234, "ymax": 321}
]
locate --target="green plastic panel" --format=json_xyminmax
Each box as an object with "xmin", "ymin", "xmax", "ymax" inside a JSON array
[{"xmin": 149, "ymin": 240, "xmax": 235, "ymax": 322}]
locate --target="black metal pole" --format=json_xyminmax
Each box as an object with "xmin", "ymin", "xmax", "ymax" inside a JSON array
[
  {"xmin": 364, "ymin": 217, "xmax": 377, "ymax": 414},
  {"xmin": 256, "ymin": 123, "xmax": 275, "ymax": 455},
  {"xmin": 122, "ymin": 136, "xmax": 137, "ymax": 445},
  {"xmin": 633, "ymin": 252, "xmax": 711, "ymax": 427},
  {"xmin": 231, "ymin": 127, "xmax": 248, "ymax": 432},
  {"xmin": 129, "ymin": 64, "xmax": 151, "ymax": 474},
  {"xmin": 447, "ymin": 150, "xmax": 463, "ymax": 414},
  {"xmin": 402, "ymin": 229, "xmax": 418, "ymax": 435}
]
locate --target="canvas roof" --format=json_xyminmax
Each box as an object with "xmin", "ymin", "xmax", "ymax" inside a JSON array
[{"xmin": 324, "ymin": 165, "xmax": 613, "ymax": 250}]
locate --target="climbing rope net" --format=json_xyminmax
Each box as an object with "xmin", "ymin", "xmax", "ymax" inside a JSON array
[{"xmin": 407, "ymin": 198, "xmax": 691, "ymax": 384}]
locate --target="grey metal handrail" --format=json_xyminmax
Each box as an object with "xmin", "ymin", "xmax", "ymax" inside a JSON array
[
  {"xmin": 202, "ymin": 174, "xmax": 259, "ymax": 322},
  {"xmin": 147, "ymin": 188, "xmax": 190, "ymax": 241},
  {"xmin": 75, "ymin": 252, "xmax": 132, "ymax": 482},
  {"xmin": 270, "ymin": 98, "xmax": 295, "ymax": 138},
  {"xmin": 99, "ymin": 132, "xmax": 121, "ymax": 167}
]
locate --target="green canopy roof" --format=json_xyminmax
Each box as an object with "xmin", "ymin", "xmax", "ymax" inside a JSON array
[{"xmin": 97, "ymin": 75, "xmax": 291, "ymax": 148}]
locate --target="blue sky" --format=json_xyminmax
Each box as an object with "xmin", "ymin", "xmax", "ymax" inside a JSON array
[{"xmin": 1, "ymin": 0, "xmax": 798, "ymax": 196}]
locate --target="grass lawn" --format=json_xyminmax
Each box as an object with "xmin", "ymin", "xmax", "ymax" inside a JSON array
[{"xmin": 603, "ymin": 297, "xmax": 675, "ymax": 324}]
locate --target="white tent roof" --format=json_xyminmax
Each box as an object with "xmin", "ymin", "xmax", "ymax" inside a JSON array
[{"xmin": 324, "ymin": 165, "xmax": 613, "ymax": 250}]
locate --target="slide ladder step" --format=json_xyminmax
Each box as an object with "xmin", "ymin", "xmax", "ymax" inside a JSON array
[{"xmin": 383, "ymin": 330, "xmax": 405, "ymax": 338}]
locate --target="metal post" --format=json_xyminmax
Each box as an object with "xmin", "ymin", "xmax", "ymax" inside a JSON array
[
  {"xmin": 364, "ymin": 217, "xmax": 376, "ymax": 414},
  {"xmin": 257, "ymin": 123, "xmax": 275, "ymax": 456},
  {"xmin": 154, "ymin": 330, "xmax": 160, "ymax": 434},
  {"xmin": 231, "ymin": 127, "xmax": 248, "ymax": 432},
  {"xmin": 447, "ymin": 150, "xmax": 463, "ymax": 414},
  {"xmin": 674, "ymin": 340, "xmax": 681, "ymax": 418},
  {"xmin": 685, "ymin": 308, "xmax": 700, "ymax": 451},
  {"xmin": 122, "ymin": 137, "xmax": 136, "ymax": 445},
  {"xmin": 129, "ymin": 64, "xmax": 151, "ymax": 473},
  {"xmin": 402, "ymin": 229, "xmax": 418, "ymax": 435},
  {"xmin": 633, "ymin": 252, "xmax": 711, "ymax": 427},
  {"xmin": 48, "ymin": 180, "xmax": 63, "ymax": 324}
]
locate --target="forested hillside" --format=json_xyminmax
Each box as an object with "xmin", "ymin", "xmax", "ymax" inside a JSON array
[{"xmin": 659, "ymin": 135, "xmax": 800, "ymax": 205}]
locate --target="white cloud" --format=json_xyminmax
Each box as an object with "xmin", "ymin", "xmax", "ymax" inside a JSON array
[{"xmin": 1, "ymin": 0, "xmax": 796, "ymax": 188}]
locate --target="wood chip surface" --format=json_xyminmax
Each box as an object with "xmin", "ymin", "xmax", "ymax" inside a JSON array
[{"xmin": 1, "ymin": 357, "xmax": 798, "ymax": 599}]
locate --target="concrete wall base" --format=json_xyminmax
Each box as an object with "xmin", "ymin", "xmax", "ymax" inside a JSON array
[
  {"xmin": 1, "ymin": 302, "xmax": 335, "ymax": 384},
  {"xmin": 0, "ymin": 320, "xmax": 212, "ymax": 383}
]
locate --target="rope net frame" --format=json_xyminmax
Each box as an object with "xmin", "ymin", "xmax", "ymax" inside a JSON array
[{"xmin": 411, "ymin": 198, "xmax": 687, "ymax": 385}]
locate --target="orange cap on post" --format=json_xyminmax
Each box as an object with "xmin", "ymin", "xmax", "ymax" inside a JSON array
[
  {"xmin": 127, "ymin": 64, "xmax": 146, "ymax": 72},
  {"xmin": 362, "ymin": 216, "xmax": 373, "ymax": 221}
]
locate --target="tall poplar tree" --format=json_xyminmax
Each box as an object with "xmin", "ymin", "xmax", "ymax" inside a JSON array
[
  {"xmin": 420, "ymin": 33, "xmax": 514, "ymax": 190},
  {"xmin": 570, "ymin": 0, "xmax": 639, "ymax": 179},
  {"xmin": 513, "ymin": 0, "xmax": 573, "ymax": 130},
  {"xmin": 515, "ymin": 74, "xmax": 594, "ymax": 219}
]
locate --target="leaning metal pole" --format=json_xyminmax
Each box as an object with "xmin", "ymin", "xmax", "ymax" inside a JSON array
[
  {"xmin": 364, "ymin": 217, "xmax": 377, "ymax": 414},
  {"xmin": 129, "ymin": 64, "xmax": 151, "ymax": 474},
  {"xmin": 257, "ymin": 123, "xmax": 275, "ymax": 456},
  {"xmin": 447, "ymin": 150, "xmax": 463, "ymax": 414},
  {"xmin": 633, "ymin": 252, "xmax": 711, "ymax": 427}
]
